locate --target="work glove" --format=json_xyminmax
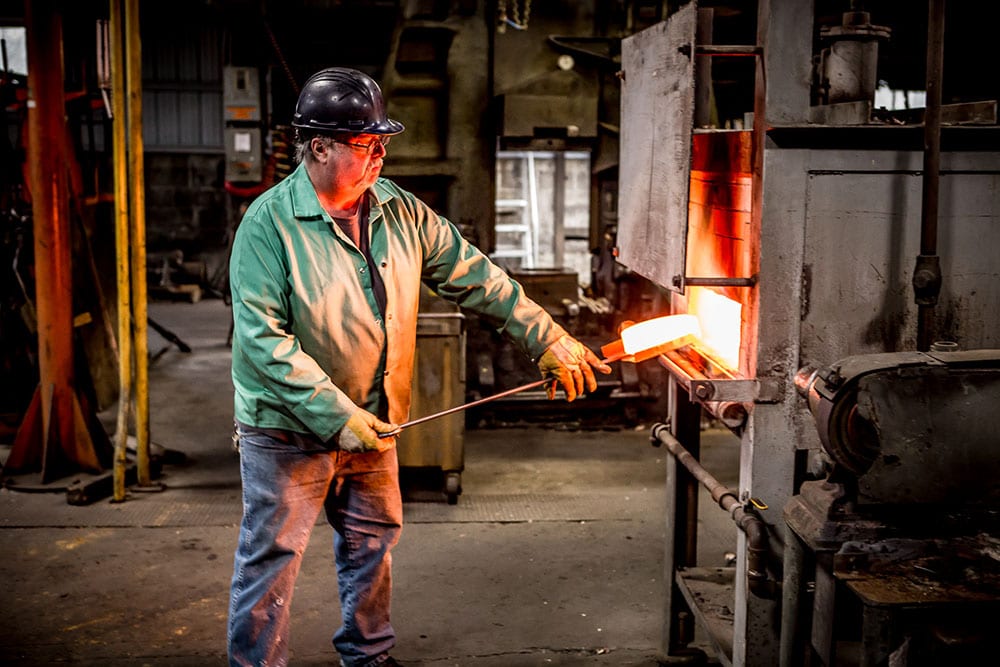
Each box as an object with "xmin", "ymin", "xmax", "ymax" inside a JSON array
[
  {"xmin": 339, "ymin": 409, "xmax": 399, "ymax": 453},
  {"xmin": 537, "ymin": 334, "xmax": 612, "ymax": 402}
]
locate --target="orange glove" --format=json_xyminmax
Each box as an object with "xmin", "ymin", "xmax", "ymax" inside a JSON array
[
  {"xmin": 339, "ymin": 409, "xmax": 398, "ymax": 452},
  {"xmin": 537, "ymin": 334, "xmax": 612, "ymax": 402}
]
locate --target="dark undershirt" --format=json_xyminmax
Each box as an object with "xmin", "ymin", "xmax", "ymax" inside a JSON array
[{"xmin": 333, "ymin": 197, "xmax": 387, "ymax": 318}]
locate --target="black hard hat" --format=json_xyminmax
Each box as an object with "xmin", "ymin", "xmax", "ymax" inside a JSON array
[{"xmin": 292, "ymin": 67, "xmax": 404, "ymax": 135}]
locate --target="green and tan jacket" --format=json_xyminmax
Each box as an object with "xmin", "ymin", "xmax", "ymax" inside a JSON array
[{"xmin": 230, "ymin": 162, "xmax": 565, "ymax": 444}]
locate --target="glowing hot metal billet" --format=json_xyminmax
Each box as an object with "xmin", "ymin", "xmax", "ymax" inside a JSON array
[
  {"xmin": 377, "ymin": 314, "xmax": 700, "ymax": 438},
  {"xmin": 605, "ymin": 314, "xmax": 701, "ymax": 363}
]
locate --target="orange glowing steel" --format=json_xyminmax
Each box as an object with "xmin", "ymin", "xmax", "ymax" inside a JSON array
[
  {"xmin": 687, "ymin": 287, "xmax": 741, "ymax": 370},
  {"xmin": 621, "ymin": 314, "xmax": 701, "ymax": 355}
]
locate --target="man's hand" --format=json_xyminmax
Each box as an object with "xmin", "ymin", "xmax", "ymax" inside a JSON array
[
  {"xmin": 339, "ymin": 409, "xmax": 399, "ymax": 452},
  {"xmin": 537, "ymin": 334, "xmax": 612, "ymax": 402}
]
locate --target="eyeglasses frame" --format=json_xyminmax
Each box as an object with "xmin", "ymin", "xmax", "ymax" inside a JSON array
[{"xmin": 331, "ymin": 135, "xmax": 391, "ymax": 155}]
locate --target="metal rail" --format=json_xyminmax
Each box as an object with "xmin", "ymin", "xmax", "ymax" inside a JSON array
[{"xmin": 651, "ymin": 423, "xmax": 778, "ymax": 599}]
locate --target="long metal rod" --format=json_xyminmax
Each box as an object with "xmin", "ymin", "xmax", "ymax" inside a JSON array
[
  {"xmin": 916, "ymin": 0, "xmax": 946, "ymax": 351},
  {"xmin": 652, "ymin": 423, "xmax": 736, "ymax": 507},
  {"xmin": 383, "ymin": 377, "xmax": 553, "ymax": 436},
  {"xmin": 696, "ymin": 45, "xmax": 762, "ymax": 57},
  {"xmin": 682, "ymin": 276, "xmax": 757, "ymax": 287},
  {"xmin": 126, "ymin": 0, "xmax": 151, "ymax": 486},
  {"xmin": 921, "ymin": 0, "xmax": 945, "ymax": 257},
  {"xmin": 380, "ymin": 352, "xmax": 624, "ymax": 437},
  {"xmin": 110, "ymin": 0, "xmax": 131, "ymax": 501}
]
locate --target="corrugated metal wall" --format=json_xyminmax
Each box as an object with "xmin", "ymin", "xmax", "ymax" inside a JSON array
[{"xmin": 142, "ymin": 19, "xmax": 223, "ymax": 152}]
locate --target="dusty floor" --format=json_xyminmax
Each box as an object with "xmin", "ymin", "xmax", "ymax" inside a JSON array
[{"xmin": 0, "ymin": 299, "xmax": 738, "ymax": 666}]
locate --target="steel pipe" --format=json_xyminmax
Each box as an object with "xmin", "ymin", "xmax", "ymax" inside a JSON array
[
  {"xmin": 125, "ymin": 0, "xmax": 152, "ymax": 487},
  {"xmin": 673, "ymin": 275, "xmax": 758, "ymax": 288},
  {"xmin": 695, "ymin": 45, "xmax": 763, "ymax": 57},
  {"xmin": 651, "ymin": 423, "xmax": 778, "ymax": 599},
  {"xmin": 914, "ymin": 0, "xmax": 946, "ymax": 350},
  {"xmin": 110, "ymin": 0, "xmax": 130, "ymax": 501}
]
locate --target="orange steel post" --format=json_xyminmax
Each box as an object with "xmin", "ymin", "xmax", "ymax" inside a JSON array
[{"xmin": 7, "ymin": 0, "xmax": 103, "ymax": 482}]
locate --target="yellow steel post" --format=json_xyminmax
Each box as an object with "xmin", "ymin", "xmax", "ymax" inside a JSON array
[
  {"xmin": 110, "ymin": 0, "xmax": 131, "ymax": 501},
  {"xmin": 125, "ymin": 0, "xmax": 151, "ymax": 486}
]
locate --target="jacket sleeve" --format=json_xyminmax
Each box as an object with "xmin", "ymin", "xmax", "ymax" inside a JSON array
[
  {"xmin": 404, "ymin": 190, "xmax": 567, "ymax": 361},
  {"xmin": 229, "ymin": 211, "xmax": 358, "ymax": 441}
]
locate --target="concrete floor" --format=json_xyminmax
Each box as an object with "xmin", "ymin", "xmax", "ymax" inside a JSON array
[{"xmin": 0, "ymin": 299, "xmax": 739, "ymax": 666}]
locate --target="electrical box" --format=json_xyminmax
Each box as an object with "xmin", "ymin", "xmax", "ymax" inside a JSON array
[
  {"xmin": 223, "ymin": 66, "xmax": 261, "ymax": 122},
  {"xmin": 223, "ymin": 66, "xmax": 263, "ymax": 183},
  {"xmin": 225, "ymin": 126, "xmax": 262, "ymax": 183}
]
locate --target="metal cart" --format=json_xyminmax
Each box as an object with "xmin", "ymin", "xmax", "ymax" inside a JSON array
[{"xmin": 397, "ymin": 309, "xmax": 466, "ymax": 504}]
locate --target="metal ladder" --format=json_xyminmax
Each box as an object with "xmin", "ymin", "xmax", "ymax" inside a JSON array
[{"xmin": 493, "ymin": 151, "xmax": 539, "ymax": 268}]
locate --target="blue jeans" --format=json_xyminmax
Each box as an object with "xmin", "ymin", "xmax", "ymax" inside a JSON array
[{"xmin": 227, "ymin": 429, "xmax": 403, "ymax": 667}]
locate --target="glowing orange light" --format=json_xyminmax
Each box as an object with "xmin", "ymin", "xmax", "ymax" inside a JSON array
[
  {"xmin": 687, "ymin": 287, "xmax": 741, "ymax": 370},
  {"xmin": 621, "ymin": 314, "xmax": 701, "ymax": 355},
  {"xmin": 600, "ymin": 314, "xmax": 702, "ymax": 363}
]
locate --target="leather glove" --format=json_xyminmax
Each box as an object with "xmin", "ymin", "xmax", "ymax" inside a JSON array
[
  {"xmin": 537, "ymin": 334, "xmax": 612, "ymax": 402},
  {"xmin": 339, "ymin": 409, "xmax": 398, "ymax": 453}
]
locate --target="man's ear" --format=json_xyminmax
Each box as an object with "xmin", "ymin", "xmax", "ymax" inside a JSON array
[{"xmin": 311, "ymin": 137, "xmax": 328, "ymax": 160}]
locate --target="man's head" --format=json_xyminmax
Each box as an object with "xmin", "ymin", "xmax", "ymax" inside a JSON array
[
  {"xmin": 292, "ymin": 67, "xmax": 403, "ymax": 143},
  {"xmin": 293, "ymin": 68, "xmax": 404, "ymax": 196}
]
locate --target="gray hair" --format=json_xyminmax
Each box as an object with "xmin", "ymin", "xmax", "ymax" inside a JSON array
[{"xmin": 293, "ymin": 131, "xmax": 334, "ymax": 164}]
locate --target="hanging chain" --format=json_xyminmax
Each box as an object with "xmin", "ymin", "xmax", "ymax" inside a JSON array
[{"xmin": 498, "ymin": 0, "xmax": 532, "ymax": 32}]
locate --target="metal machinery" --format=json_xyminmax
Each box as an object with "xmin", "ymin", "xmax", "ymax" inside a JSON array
[
  {"xmin": 786, "ymin": 349, "xmax": 1000, "ymax": 665},
  {"xmin": 615, "ymin": 1, "xmax": 1000, "ymax": 665}
]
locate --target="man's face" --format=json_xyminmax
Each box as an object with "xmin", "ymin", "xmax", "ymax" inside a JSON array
[{"xmin": 315, "ymin": 134, "xmax": 389, "ymax": 194}]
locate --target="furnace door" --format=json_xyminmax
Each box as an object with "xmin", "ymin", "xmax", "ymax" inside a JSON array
[{"xmin": 618, "ymin": 3, "xmax": 696, "ymax": 293}]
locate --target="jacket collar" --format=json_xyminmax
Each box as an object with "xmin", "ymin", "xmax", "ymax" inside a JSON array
[{"xmin": 289, "ymin": 162, "xmax": 395, "ymax": 221}]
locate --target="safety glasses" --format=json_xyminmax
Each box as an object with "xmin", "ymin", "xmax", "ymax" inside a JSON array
[{"xmin": 333, "ymin": 135, "xmax": 391, "ymax": 155}]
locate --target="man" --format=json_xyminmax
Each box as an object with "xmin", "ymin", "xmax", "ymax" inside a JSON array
[{"xmin": 227, "ymin": 67, "xmax": 610, "ymax": 667}]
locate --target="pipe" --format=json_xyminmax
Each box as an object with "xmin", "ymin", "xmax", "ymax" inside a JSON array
[
  {"xmin": 110, "ymin": 0, "xmax": 131, "ymax": 501},
  {"xmin": 651, "ymin": 423, "xmax": 778, "ymax": 599},
  {"xmin": 703, "ymin": 400, "xmax": 750, "ymax": 433},
  {"xmin": 126, "ymin": 0, "xmax": 152, "ymax": 487},
  {"xmin": 695, "ymin": 45, "xmax": 762, "ymax": 57},
  {"xmin": 673, "ymin": 276, "xmax": 757, "ymax": 288},
  {"xmin": 914, "ymin": 0, "xmax": 946, "ymax": 350}
]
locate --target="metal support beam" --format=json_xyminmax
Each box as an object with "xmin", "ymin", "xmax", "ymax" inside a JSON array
[
  {"xmin": 125, "ymin": 0, "xmax": 152, "ymax": 488},
  {"xmin": 914, "ymin": 0, "xmax": 946, "ymax": 350},
  {"xmin": 661, "ymin": 379, "xmax": 704, "ymax": 657},
  {"xmin": 6, "ymin": 0, "xmax": 105, "ymax": 483},
  {"xmin": 110, "ymin": 0, "xmax": 131, "ymax": 501}
]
